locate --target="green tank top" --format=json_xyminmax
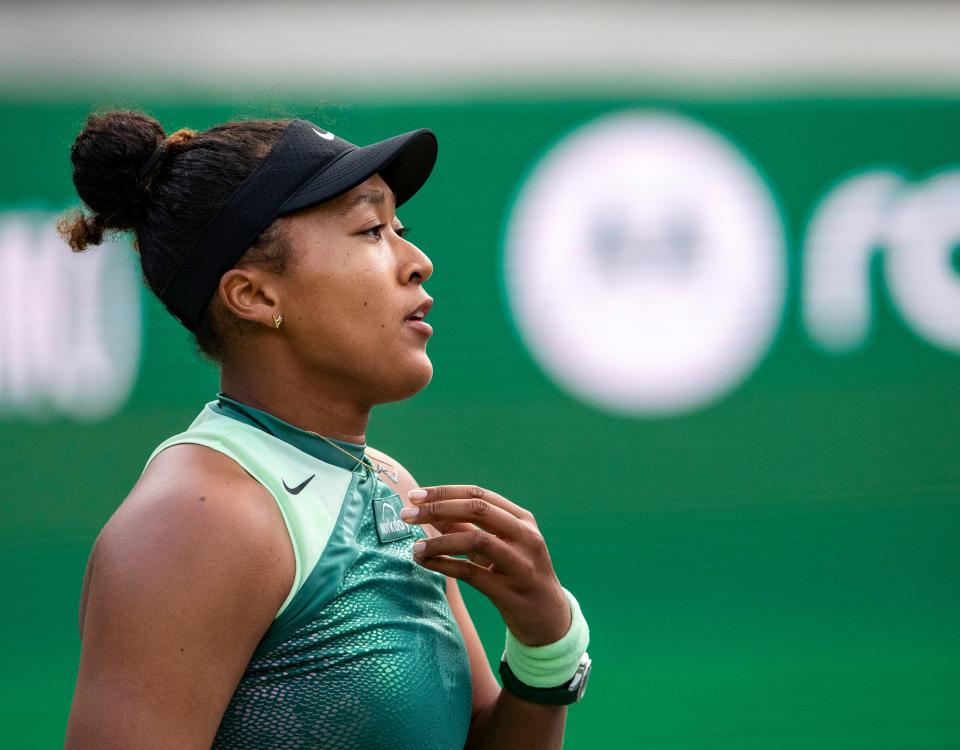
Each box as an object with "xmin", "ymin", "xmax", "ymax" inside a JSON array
[{"xmin": 146, "ymin": 396, "xmax": 473, "ymax": 750}]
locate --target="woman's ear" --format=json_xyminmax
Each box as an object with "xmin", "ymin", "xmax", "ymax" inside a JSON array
[{"xmin": 218, "ymin": 267, "xmax": 280, "ymax": 329}]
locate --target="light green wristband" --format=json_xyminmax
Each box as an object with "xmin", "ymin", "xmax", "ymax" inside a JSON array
[{"xmin": 503, "ymin": 587, "xmax": 590, "ymax": 688}]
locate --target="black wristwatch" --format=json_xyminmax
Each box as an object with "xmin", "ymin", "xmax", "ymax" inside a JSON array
[{"xmin": 498, "ymin": 652, "xmax": 592, "ymax": 706}]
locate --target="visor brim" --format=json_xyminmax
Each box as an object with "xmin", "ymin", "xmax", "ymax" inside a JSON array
[{"xmin": 280, "ymin": 128, "xmax": 438, "ymax": 214}]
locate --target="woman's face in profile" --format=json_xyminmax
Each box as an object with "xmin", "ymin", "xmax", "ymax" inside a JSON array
[{"xmin": 276, "ymin": 174, "xmax": 436, "ymax": 404}]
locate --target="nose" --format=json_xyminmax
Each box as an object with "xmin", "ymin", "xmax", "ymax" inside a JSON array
[{"xmin": 398, "ymin": 237, "xmax": 433, "ymax": 285}]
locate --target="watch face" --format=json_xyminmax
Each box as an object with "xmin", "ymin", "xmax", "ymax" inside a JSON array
[{"xmin": 577, "ymin": 662, "xmax": 591, "ymax": 701}]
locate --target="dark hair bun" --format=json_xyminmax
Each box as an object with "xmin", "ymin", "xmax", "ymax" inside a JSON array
[{"xmin": 61, "ymin": 110, "xmax": 165, "ymax": 251}]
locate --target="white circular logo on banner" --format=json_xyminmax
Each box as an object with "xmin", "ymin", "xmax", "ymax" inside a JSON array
[{"xmin": 503, "ymin": 112, "xmax": 786, "ymax": 415}]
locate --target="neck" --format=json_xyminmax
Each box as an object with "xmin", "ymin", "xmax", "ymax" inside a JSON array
[{"xmin": 219, "ymin": 360, "xmax": 370, "ymax": 445}]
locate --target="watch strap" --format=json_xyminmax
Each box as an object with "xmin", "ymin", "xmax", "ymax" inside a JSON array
[{"xmin": 499, "ymin": 652, "xmax": 591, "ymax": 706}]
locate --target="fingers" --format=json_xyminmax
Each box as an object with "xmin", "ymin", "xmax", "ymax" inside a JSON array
[
  {"xmin": 401, "ymin": 496, "xmax": 526, "ymax": 538},
  {"xmin": 413, "ymin": 530, "xmax": 527, "ymax": 576},
  {"xmin": 409, "ymin": 485, "xmax": 535, "ymax": 523},
  {"xmin": 406, "ymin": 484, "xmax": 567, "ymax": 645}
]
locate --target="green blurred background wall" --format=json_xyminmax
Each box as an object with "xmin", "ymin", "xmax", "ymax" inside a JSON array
[{"xmin": 1, "ymin": 3, "xmax": 959, "ymax": 748}]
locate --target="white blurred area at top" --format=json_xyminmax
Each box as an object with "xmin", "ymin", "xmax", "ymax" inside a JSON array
[{"xmin": 1, "ymin": 0, "xmax": 960, "ymax": 96}]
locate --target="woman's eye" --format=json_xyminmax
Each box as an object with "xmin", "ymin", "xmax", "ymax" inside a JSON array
[{"xmin": 362, "ymin": 225, "xmax": 410, "ymax": 240}]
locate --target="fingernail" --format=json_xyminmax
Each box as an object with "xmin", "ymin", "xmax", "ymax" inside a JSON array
[
  {"xmin": 400, "ymin": 506, "xmax": 419, "ymax": 520},
  {"xmin": 408, "ymin": 489, "xmax": 427, "ymax": 502},
  {"xmin": 412, "ymin": 541, "xmax": 426, "ymax": 556}
]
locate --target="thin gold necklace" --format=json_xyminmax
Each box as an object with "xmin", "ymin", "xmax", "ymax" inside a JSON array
[{"xmin": 307, "ymin": 430, "xmax": 380, "ymax": 476}]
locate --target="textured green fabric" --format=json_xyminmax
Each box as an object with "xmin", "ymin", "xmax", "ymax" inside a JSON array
[{"xmin": 146, "ymin": 401, "xmax": 473, "ymax": 749}]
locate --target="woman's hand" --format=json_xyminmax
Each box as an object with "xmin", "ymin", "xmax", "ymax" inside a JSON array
[{"xmin": 402, "ymin": 485, "xmax": 570, "ymax": 646}]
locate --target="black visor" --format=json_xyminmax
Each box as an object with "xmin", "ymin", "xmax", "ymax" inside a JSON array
[{"xmin": 158, "ymin": 119, "xmax": 438, "ymax": 331}]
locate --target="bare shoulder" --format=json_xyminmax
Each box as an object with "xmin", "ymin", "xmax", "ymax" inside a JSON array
[
  {"xmin": 68, "ymin": 443, "xmax": 295, "ymax": 746},
  {"xmin": 79, "ymin": 442, "xmax": 293, "ymax": 637},
  {"xmin": 114, "ymin": 441, "xmax": 282, "ymax": 542}
]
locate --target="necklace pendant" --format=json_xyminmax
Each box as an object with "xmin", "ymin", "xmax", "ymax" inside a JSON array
[{"xmin": 373, "ymin": 461, "xmax": 399, "ymax": 483}]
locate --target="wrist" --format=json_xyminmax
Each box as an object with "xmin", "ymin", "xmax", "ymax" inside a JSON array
[
  {"xmin": 502, "ymin": 587, "xmax": 589, "ymax": 689},
  {"xmin": 509, "ymin": 585, "xmax": 571, "ymax": 646}
]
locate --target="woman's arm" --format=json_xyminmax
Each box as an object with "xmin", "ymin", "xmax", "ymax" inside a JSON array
[
  {"xmin": 444, "ymin": 575, "xmax": 568, "ymax": 750},
  {"xmin": 66, "ymin": 444, "xmax": 294, "ymax": 749},
  {"xmin": 367, "ymin": 448, "xmax": 573, "ymax": 749}
]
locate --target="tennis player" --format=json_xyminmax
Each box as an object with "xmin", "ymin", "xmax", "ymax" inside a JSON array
[{"xmin": 60, "ymin": 111, "xmax": 591, "ymax": 749}]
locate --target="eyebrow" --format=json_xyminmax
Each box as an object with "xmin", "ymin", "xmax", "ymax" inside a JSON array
[{"xmin": 339, "ymin": 188, "xmax": 386, "ymax": 216}]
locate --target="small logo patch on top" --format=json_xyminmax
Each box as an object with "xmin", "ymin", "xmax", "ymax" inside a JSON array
[{"xmin": 373, "ymin": 492, "xmax": 414, "ymax": 544}]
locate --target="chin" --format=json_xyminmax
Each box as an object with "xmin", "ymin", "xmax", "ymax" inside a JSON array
[{"xmin": 377, "ymin": 354, "xmax": 433, "ymax": 404}]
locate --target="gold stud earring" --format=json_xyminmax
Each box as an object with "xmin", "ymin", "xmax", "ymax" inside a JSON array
[{"xmin": 272, "ymin": 313, "xmax": 284, "ymax": 329}]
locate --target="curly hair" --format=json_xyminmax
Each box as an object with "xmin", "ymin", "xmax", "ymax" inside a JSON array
[{"xmin": 59, "ymin": 110, "xmax": 292, "ymax": 360}]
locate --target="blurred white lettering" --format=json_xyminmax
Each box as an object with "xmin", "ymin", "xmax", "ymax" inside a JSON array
[
  {"xmin": 804, "ymin": 170, "xmax": 960, "ymax": 353},
  {"xmin": 0, "ymin": 211, "xmax": 141, "ymax": 420}
]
